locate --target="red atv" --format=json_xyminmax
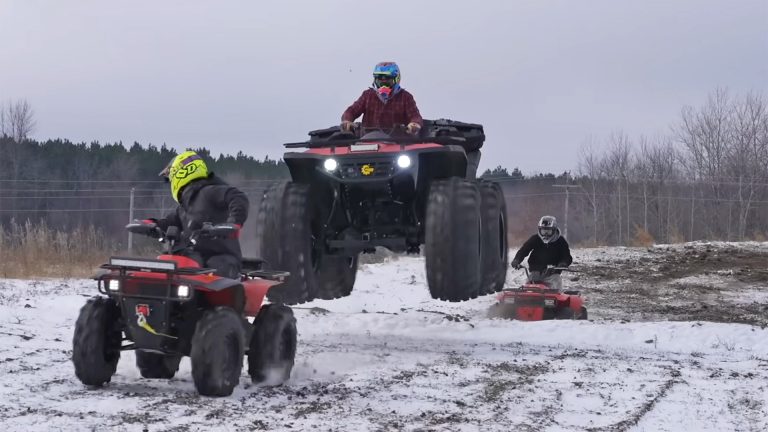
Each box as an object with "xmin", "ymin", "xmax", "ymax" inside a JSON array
[
  {"xmin": 257, "ymin": 119, "xmax": 508, "ymax": 304},
  {"xmin": 72, "ymin": 221, "xmax": 297, "ymax": 397},
  {"xmin": 489, "ymin": 265, "xmax": 587, "ymax": 321}
]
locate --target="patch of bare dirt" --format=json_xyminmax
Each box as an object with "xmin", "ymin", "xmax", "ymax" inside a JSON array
[{"xmin": 575, "ymin": 243, "xmax": 768, "ymax": 326}]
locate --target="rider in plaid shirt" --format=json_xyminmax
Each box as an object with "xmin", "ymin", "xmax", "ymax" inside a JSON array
[{"xmin": 341, "ymin": 62, "xmax": 423, "ymax": 135}]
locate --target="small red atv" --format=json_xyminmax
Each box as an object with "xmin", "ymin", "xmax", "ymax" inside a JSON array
[
  {"xmin": 72, "ymin": 221, "xmax": 297, "ymax": 397},
  {"xmin": 489, "ymin": 265, "xmax": 587, "ymax": 321}
]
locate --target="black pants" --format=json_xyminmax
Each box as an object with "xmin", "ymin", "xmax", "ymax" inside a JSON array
[{"xmin": 185, "ymin": 252, "xmax": 241, "ymax": 279}]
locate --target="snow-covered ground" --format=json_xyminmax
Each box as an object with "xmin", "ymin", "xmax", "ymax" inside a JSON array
[{"xmin": 1, "ymin": 244, "xmax": 767, "ymax": 431}]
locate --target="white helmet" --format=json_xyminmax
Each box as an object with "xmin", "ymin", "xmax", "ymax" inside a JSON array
[{"xmin": 538, "ymin": 215, "xmax": 560, "ymax": 243}]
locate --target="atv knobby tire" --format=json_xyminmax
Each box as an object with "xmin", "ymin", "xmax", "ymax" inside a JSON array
[
  {"xmin": 256, "ymin": 181, "xmax": 358, "ymax": 304},
  {"xmin": 190, "ymin": 307, "xmax": 245, "ymax": 397},
  {"xmin": 578, "ymin": 306, "xmax": 588, "ymax": 320},
  {"xmin": 425, "ymin": 177, "xmax": 482, "ymax": 302},
  {"xmin": 136, "ymin": 351, "xmax": 182, "ymax": 379},
  {"xmin": 248, "ymin": 304, "xmax": 297, "ymax": 385},
  {"xmin": 479, "ymin": 181, "xmax": 508, "ymax": 294},
  {"xmin": 316, "ymin": 254, "xmax": 358, "ymax": 300},
  {"xmin": 72, "ymin": 296, "xmax": 122, "ymax": 386}
]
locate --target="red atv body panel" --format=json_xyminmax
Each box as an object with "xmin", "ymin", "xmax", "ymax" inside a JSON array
[
  {"xmin": 495, "ymin": 282, "xmax": 585, "ymax": 321},
  {"xmin": 114, "ymin": 254, "xmax": 275, "ymax": 317}
]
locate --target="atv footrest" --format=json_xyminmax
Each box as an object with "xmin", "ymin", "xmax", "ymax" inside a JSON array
[{"xmin": 246, "ymin": 270, "xmax": 290, "ymax": 282}]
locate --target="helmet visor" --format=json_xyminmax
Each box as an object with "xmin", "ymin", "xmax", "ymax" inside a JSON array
[
  {"xmin": 539, "ymin": 227, "xmax": 555, "ymax": 238},
  {"xmin": 374, "ymin": 75, "xmax": 395, "ymax": 88}
]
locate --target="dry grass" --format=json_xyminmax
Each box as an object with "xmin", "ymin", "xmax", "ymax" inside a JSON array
[
  {"xmin": 631, "ymin": 225, "xmax": 656, "ymax": 247},
  {"xmin": 0, "ymin": 219, "xmax": 115, "ymax": 278}
]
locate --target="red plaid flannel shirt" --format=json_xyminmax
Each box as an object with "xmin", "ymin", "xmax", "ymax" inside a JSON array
[{"xmin": 341, "ymin": 88, "xmax": 423, "ymax": 129}]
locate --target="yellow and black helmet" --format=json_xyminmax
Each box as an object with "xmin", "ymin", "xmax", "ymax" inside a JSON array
[{"xmin": 159, "ymin": 150, "xmax": 209, "ymax": 202}]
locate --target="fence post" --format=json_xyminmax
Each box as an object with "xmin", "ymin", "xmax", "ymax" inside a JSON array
[
  {"xmin": 128, "ymin": 187, "xmax": 135, "ymax": 253},
  {"xmin": 552, "ymin": 183, "xmax": 579, "ymax": 240}
]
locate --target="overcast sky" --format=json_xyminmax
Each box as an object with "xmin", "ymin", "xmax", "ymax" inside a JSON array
[{"xmin": 1, "ymin": 0, "xmax": 766, "ymax": 174}]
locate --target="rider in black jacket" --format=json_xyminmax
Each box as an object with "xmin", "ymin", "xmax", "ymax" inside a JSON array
[
  {"xmin": 151, "ymin": 151, "xmax": 249, "ymax": 278},
  {"xmin": 510, "ymin": 216, "xmax": 572, "ymax": 289}
]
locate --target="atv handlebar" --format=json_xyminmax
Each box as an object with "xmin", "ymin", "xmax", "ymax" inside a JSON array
[
  {"xmin": 126, "ymin": 220, "xmax": 238, "ymax": 243},
  {"xmin": 516, "ymin": 264, "xmax": 578, "ymax": 277}
]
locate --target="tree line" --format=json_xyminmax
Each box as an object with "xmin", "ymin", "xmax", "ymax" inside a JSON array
[{"xmin": 0, "ymin": 131, "xmax": 288, "ymax": 244}]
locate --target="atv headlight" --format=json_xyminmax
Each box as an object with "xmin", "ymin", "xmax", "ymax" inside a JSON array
[
  {"xmin": 176, "ymin": 285, "xmax": 190, "ymax": 299},
  {"xmin": 108, "ymin": 279, "xmax": 120, "ymax": 292},
  {"xmin": 323, "ymin": 158, "xmax": 338, "ymax": 171},
  {"xmin": 544, "ymin": 299, "xmax": 555, "ymax": 307},
  {"xmin": 396, "ymin": 154, "xmax": 411, "ymax": 168}
]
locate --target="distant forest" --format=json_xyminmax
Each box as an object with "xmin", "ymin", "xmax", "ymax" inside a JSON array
[{"xmin": 0, "ymin": 136, "xmax": 288, "ymax": 247}]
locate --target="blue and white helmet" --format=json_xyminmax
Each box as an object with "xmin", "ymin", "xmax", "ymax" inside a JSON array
[
  {"xmin": 372, "ymin": 62, "xmax": 401, "ymax": 101},
  {"xmin": 538, "ymin": 215, "xmax": 560, "ymax": 243}
]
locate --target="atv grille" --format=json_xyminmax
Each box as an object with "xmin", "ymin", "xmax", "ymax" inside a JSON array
[{"xmin": 339, "ymin": 160, "xmax": 394, "ymax": 179}]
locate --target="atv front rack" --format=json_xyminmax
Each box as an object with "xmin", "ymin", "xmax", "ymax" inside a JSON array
[
  {"xmin": 100, "ymin": 257, "xmax": 216, "ymax": 275},
  {"xmin": 283, "ymin": 136, "xmax": 467, "ymax": 149}
]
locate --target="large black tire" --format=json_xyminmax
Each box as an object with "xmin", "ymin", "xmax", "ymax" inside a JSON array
[
  {"xmin": 136, "ymin": 351, "xmax": 182, "ymax": 379},
  {"xmin": 316, "ymin": 254, "xmax": 359, "ymax": 300},
  {"xmin": 556, "ymin": 307, "xmax": 575, "ymax": 320},
  {"xmin": 425, "ymin": 177, "xmax": 482, "ymax": 302},
  {"xmin": 72, "ymin": 296, "xmax": 122, "ymax": 386},
  {"xmin": 190, "ymin": 307, "xmax": 245, "ymax": 397},
  {"xmin": 256, "ymin": 182, "xmax": 318, "ymax": 304},
  {"xmin": 257, "ymin": 181, "xmax": 357, "ymax": 304},
  {"xmin": 248, "ymin": 304, "xmax": 297, "ymax": 385},
  {"xmin": 579, "ymin": 306, "xmax": 588, "ymax": 320},
  {"xmin": 479, "ymin": 181, "xmax": 508, "ymax": 295}
]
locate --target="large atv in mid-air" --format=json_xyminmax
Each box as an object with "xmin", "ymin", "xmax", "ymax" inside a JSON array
[{"xmin": 256, "ymin": 119, "xmax": 508, "ymax": 304}]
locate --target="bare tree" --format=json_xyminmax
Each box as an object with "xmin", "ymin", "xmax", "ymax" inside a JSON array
[
  {"xmin": 0, "ymin": 106, "xmax": 6, "ymax": 137},
  {"xmin": 5, "ymin": 99, "xmax": 36, "ymax": 142},
  {"xmin": 577, "ymin": 137, "xmax": 603, "ymax": 244},
  {"xmin": 601, "ymin": 132, "xmax": 632, "ymax": 244},
  {"xmin": 727, "ymin": 92, "xmax": 768, "ymax": 239}
]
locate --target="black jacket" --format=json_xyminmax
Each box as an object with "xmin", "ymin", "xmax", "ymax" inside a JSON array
[
  {"xmin": 156, "ymin": 174, "xmax": 249, "ymax": 259},
  {"xmin": 512, "ymin": 232, "xmax": 572, "ymax": 272}
]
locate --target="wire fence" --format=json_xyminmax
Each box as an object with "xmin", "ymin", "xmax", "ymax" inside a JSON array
[{"xmin": 4, "ymin": 176, "xmax": 768, "ymax": 249}]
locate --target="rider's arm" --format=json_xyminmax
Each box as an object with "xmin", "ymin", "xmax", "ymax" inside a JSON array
[
  {"xmin": 154, "ymin": 207, "xmax": 182, "ymax": 231},
  {"xmin": 402, "ymin": 92, "xmax": 423, "ymax": 127},
  {"xmin": 341, "ymin": 90, "xmax": 369, "ymax": 122},
  {"xmin": 558, "ymin": 238, "xmax": 573, "ymax": 266},
  {"xmin": 213, "ymin": 185, "xmax": 249, "ymax": 225},
  {"xmin": 512, "ymin": 234, "xmax": 537, "ymax": 263}
]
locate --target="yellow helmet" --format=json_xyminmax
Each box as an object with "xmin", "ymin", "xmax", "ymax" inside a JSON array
[{"xmin": 160, "ymin": 151, "xmax": 209, "ymax": 202}]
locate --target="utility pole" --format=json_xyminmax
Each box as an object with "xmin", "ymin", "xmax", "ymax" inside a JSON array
[
  {"xmin": 552, "ymin": 183, "xmax": 580, "ymax": 239},
  {"xmin": 128, "ymin": 187, "xmax": 135, "ymax": 253}
]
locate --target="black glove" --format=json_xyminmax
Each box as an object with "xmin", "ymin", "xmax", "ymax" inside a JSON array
[
  {"xmin": 126, "ymin": 219, "xmax": 161, "ymax": 238},
  {"xmin": 510, "ymin": 259, "xmax": 521, "ymax": 269}
]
